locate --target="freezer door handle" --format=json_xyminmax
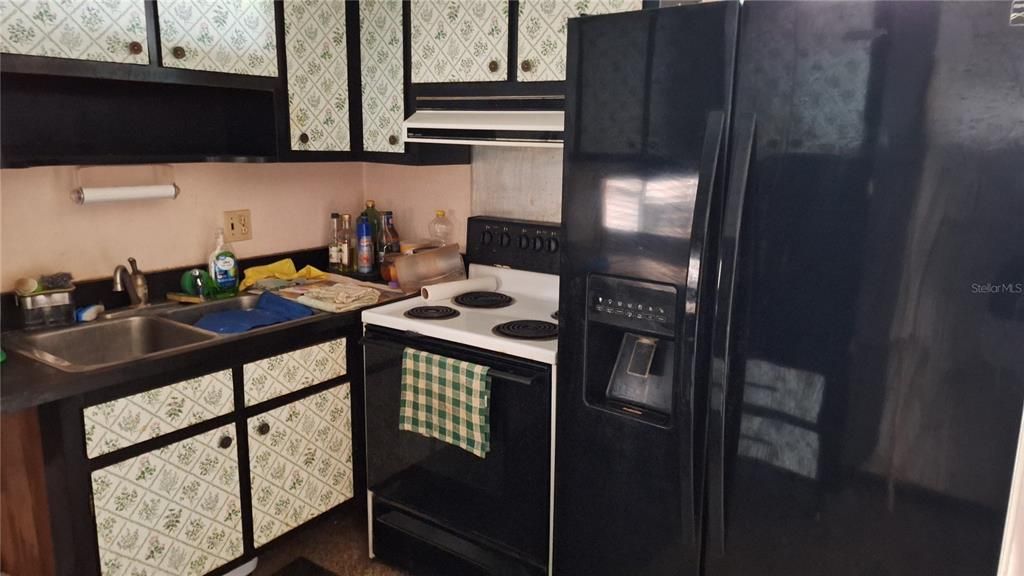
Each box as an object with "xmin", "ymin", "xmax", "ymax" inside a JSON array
[
  {"xmin": 707, "ymin": 113, "xmax": 756, "ymax": 558},
  {"xmin": 681, "ymin": 110, "xmax": 727, "ymax": 542}
]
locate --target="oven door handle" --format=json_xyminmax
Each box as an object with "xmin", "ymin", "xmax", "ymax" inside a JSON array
[
  {"xmin": 487, "ymin": 370, "xmax": 537, "ymax": 386},
  {"xmin": 361, "ymin": 333, "xmax": 539, "ymax": 386}
]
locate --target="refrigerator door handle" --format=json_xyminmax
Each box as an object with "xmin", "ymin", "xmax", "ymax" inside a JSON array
[
  {"xmin": 707, "ymin": 113, "xmax": 756, "ymax": 558},
  {"xmin": 682, "ymin": 110, "xmax": 727, "ymax": 541}
]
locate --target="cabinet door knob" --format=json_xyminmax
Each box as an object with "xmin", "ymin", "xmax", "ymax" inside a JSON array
[
  {"xmin": 218, "ymin": 435, "xmax": 233, "ymax": 449},
  {"xmin": 488, "ymin": 60, "xmax": 499, "ymax": 73},
  {"xmin": 172, "ymin": 46, "xmax": 186, "ymax": 60},
  {"xmin": 520, "ymin": 59, "xmax": 533, "ymax": 73},
  {"xmin": 128, "ymin": 41, "xmax": 143, "ymax": 55},
  {"xmin": 299, "ymin": 132, "xmax": 310, "ymax": 144},
  {"xmin": 256, "ymin": 422, "xmax": 271, "ymax": 436},
  {"xmin": 387, "ymin": 135, "xmax": 399, "ymax": 146}
]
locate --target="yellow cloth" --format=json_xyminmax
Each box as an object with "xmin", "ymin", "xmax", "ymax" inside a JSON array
[{"xmin": 238, "ymin": 259, "xmax": 326, "ymax": 290}]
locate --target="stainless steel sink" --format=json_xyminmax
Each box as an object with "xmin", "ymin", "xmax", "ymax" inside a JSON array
[
  {"xmin": 5, "ymin": 316, "xmax": 217, "ymax": 372},
  {"xmin": 159, "ymin": 294, "xmax": 263, "ymax": 326},
  {"xmin": 6, "ymin": 293, "xmax": 326, "ymax": 372}
]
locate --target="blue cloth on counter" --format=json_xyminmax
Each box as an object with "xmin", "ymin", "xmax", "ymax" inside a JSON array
[{"xmin": 194, "ymin": 292, "xmax": 313, "ymax": 334}]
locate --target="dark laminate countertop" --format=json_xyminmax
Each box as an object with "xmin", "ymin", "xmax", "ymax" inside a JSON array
[{"xmin": 0, "ymin": 292, "xmax": 409, "ymax": 414}]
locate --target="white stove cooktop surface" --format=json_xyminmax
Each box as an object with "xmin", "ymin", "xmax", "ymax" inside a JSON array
[{"xmin": 361, "ymin": 264, "xmax": 560, "ymax": 365}]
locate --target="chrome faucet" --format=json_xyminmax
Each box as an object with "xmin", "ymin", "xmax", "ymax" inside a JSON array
[{"xmin": 113, "ymin": 257, "xmax": 149, "ymax": 306}]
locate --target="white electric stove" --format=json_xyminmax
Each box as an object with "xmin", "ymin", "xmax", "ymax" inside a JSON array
[
  {"xmin": 361, "ymin": 216, "xmax": 561, "ymax": 576},
  {"xmin": 361, "ymin": 263, "xmax": 559, "ymax": 364}
]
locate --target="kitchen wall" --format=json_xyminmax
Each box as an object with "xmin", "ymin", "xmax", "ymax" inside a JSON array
[
  {"xmin": 471, "ymin": 147, "xmax": 563, "ymax": 223},
  {"xmin": 0, "ymin": 162, "xmax": 471, "ymax": 292},
  {"xmin": 362, "ymin": 162, "xmax": 472, "ymax": 248}
]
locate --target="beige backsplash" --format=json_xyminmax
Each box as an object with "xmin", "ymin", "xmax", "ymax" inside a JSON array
[
  {"xmin": 0, "ymin": 161, "xmax": 471, "ymax": 292},
  {"xmin": 363, "ymin": 162, "xmax": 472, "ymax": 249}
]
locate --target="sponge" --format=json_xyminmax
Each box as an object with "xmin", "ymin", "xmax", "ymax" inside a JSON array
[{"xmin": 39, "ymin": 272, "xmax": 74, "ymax": 290}]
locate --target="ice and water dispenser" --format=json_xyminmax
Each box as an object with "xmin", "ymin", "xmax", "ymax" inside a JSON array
[{"xmin": 584, "ymin": 274, "xmax": 679, "ymax": 424}]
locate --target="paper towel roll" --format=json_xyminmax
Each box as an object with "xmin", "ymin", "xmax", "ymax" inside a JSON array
[
  {"xmin": 72, "ymin": 184, "xmax": 179, "ymax": 205},
  {"xmin": 421, "ymin": 276, "xmax": 499, "ymax": 301}
]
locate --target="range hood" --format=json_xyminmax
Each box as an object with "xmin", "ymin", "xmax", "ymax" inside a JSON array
[{"xmin": 404, "ymin": 109, "xmax": 564, "ymax": 148}]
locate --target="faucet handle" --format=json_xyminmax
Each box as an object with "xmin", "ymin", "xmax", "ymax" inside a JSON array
[{"xmin": 128, "ymin": 257, "xmax": 140, "ymax": 274}]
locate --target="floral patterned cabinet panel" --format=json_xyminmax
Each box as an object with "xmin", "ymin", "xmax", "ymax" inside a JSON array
[
  {"xmin": 517, "ymin": 0, "xmax": 641, "ymax": 82},
  {"xmin": 83, "ymin": 369, "xmax": 235, "ymax": 459},
  {"xmin": 243, "ymin": 337, "xmax": 347, "ymax": 406},
  {"xmin": 410, "ymin": 0, "xmax": 509, "ymax": 83},
  {"xmin": 248, "ymin": 384, "xmax": 353, "ymax": 547},
  {"xmin": 91, "ymin": 424, "xmax": 243, "ymax": 576},
  {"xmin": 283, "ymin": 0, "xmax": 349, "ymax": 151},
  {"xmin": 0, "ymin": 0, "xmax": 149, "ymax": 64},
  {"xmin": 360, "ymin": 0, "xmax": 405, "ymax": 153},
  {"xmin": 157, "ymin": 0, "xmax": 278, "ymax": 77}
]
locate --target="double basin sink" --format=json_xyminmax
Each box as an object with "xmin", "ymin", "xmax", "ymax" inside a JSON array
[{"xmin": 6, "ymin": 295, "xmax": 317, "ymax": 372}]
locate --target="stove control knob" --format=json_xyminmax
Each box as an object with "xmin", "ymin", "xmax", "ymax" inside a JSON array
[
  {"xmin": 548, "ymin": 237, "xmax": 559, "ymax": 253},
  {"xmin": 518, "ymin": 234, "xmax": 530, "ymax": 250},
  {"xmin": 533, "ymin": 237, "xmax": 545, "ymax": 252},
  {"xmin": 499, "ymin": 232, "xmax": 511, "ymax": 247},
  {"xmin": 482, "ymin": 230, "xmax": 494, "ymax": 245}
]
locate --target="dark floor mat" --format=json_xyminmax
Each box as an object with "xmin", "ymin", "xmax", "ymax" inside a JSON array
[{"xmin": 271, "ymin": 557, "xmax": 338, "ymax": 576}]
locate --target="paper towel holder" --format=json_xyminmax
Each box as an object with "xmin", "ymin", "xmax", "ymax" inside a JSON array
[{"xmin": 71, "ymin": 164, "xmax": 180, "ymax": 205}]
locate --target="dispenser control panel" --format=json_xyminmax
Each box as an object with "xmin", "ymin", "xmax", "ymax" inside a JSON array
[{"xmin": 587, "ymin": 275, "xmax": 677, "ymax": 337}]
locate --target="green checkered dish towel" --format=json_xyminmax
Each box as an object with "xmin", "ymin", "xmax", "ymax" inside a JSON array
[{"xmin": 400, "ymin": 348, "xmax": 492, "ymax": 458}]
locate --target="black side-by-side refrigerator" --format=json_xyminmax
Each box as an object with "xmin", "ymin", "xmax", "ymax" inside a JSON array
[{"xmin": 555, "ymin": 2, "xmax": 1024, "ymax": 576}]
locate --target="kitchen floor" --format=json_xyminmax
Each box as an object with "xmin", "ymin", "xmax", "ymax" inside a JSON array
[{"xmin": 253, "ymin": 507, "xmax": 405, "ymax": 576}]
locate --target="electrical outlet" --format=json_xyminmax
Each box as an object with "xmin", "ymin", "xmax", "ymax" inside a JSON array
[{"xmin": 224, "ymin": 209, "xmax": 252, "ymax": 242}]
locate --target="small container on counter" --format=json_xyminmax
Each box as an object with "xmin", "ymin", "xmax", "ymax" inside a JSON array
[{"xmin": 17, "ymin": 286, "xmax": 76, "ymax": 329}]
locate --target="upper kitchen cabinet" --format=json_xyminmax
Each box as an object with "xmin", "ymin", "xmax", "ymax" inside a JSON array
[
  {"xmin": 0, "ymin": 0, "xmax": 149, "ymax": 64},
  {"xmin": 158, "ymin": 0, "xmax": 278, "ymax": 77},
  {"xmin": 360, "ymin": 0, "xmax": 405, "ymax": 153},
  {"xmin": 410, "ymin": 0, "xmax": 509, "ymax": 84},
  {"xmin": 283, "ymin": 0, "xmax": 350, "ymax": 151},
  {"xmin": 517, "ymin": 0, "xmax": 642, "ymax": 82}
]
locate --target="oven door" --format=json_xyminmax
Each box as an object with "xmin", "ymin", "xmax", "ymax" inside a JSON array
[{"xmin": 363, "ymin": 326, "xmax": 552, "ymax": 569}]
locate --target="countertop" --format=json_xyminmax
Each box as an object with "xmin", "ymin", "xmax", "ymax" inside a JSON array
[{"xmin": 0, "ymin": 291, "xmax": 408, "ymax": 413}]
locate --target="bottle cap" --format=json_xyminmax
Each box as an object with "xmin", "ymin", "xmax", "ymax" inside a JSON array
[
  {"xmin": 436, "ymin": 210, "xmax": 445, "ymax": 217},
  {"xmin": 331, "ymin": 212, "xmax": 340, "ymax": 218},
  {"xmin": 366, "ymin": 200, "xmax": 375, "ymax": 207}
]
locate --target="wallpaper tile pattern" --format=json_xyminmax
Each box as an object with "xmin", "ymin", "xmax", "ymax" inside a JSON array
[
  {"xmin": 249, "ymin": 384, "xmax": 353, "ymax": 547},
  {"xmin": 0, "ymin": 0, "xmax": 149, "ymax": 64},
  {"xmin": 91, "ymin": 425, "xmax": 243, "ymax": 575},
  {"xmin": 84, "ymin": 370, "xmax": 235, "ymax": 459},
  {"xmin": 360, "ymin": 0, "xmax": 405, "ymax": 153},
  {"xmin": 158, "ymin": 0, "xmax": 278, "ymax": 77},
  {"xmin": 243, "ymin": 337, "xmax": 347, "ymax": 405},
  {"xmin": 284, "ymin": 0, "xmax": 350, "ymax": 151},
  {"xmin": 410, "ymin": 0, "xmax": 509, "ymax": 83}
]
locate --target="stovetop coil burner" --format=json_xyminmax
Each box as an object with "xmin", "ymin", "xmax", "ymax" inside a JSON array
[
  {"xmin": 454, "ymin": 291, "xmax": 515, "ymax": 309},
  {"xmin": 405, "ymin": 306, "xmax": 460, "ymax": 320},
  {"xmin": 493, "ymin": 320, "xmax": 559, "ymax": 340}
]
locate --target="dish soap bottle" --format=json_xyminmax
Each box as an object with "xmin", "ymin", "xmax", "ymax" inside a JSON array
[
  {"xmin": 209, "ymin": 228, "xmax": 239, "ymax": 294},
  {"xmin": 428, "ymin": 210, "xmax": 453, "ymax": 246}
]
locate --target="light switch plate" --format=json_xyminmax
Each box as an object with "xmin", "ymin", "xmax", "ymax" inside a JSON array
[{"xmin": 224, "ymin": 209, "xmax": 252, "ymax": 242}]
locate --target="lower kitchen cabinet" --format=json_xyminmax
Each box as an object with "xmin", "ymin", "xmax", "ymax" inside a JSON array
[
  {"xmin": 90, "ymin": 424, "xmax": 244, "ymax": 576},
  {"xmin": 248, "ymin": 383, "xmax": 354, "ymax": 547}
]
